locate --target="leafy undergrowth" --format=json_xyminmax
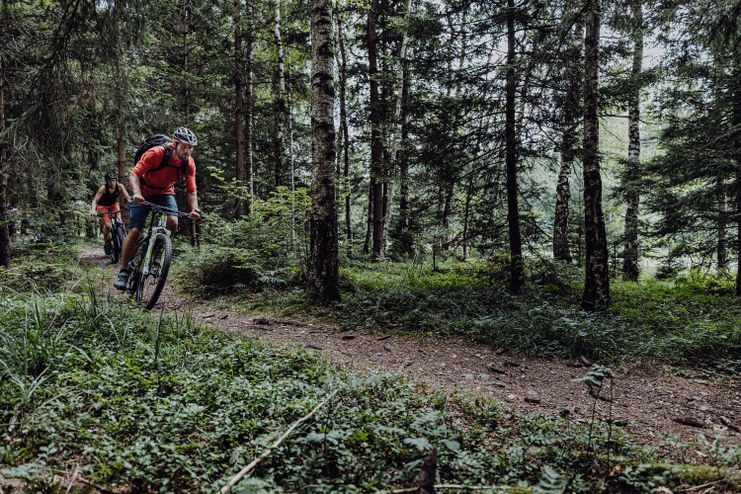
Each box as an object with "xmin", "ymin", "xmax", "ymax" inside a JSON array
[
  {"xmin": 0, "ymin": 239, "xmax": 87, "ymax": 294},
  {"xmin": 2, "ymin": 292, "xmax": 739, "ymax": 493},
  {"xmin": 194, "ymin": 258, "xmax": 741, "ymax": 372}
]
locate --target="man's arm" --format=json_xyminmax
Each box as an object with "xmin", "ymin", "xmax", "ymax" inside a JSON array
[
  {"xmin": 187, "ymin": 192, "xmax": 200, "ymax": 220},
  {"xmin": 129, "ymin": 173, "xmax": 145, "ymax": 205}
]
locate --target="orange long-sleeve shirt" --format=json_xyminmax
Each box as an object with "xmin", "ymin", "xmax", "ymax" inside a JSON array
[{"xmin": 131, "ymin": 146, "xmax": 197, "ymax": 196}]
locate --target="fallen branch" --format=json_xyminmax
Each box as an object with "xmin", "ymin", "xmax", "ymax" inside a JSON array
[
  {"xmin": 219, "ymin": 389, "xmax": 339, "ymax": 494},
  {"xmin": 391, "ymin": 484, "xmax": 507, "ymax": 493},
  {"xmin": 683, "ymin": 479, "xmax": 726, "ymax": 492}
]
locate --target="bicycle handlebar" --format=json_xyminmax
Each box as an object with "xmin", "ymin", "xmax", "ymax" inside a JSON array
[
  {"xmin": 140, "ymin": 200, "xmax": 193, "ymax": 218},
  {"xmin": 96, "ymin": 209, "xmax": 127, "ymax": 217}
]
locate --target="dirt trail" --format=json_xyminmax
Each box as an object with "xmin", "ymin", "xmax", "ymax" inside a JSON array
[{"xmin": 81, "ymin": 248, "xmax": 740, "ymax": 448}]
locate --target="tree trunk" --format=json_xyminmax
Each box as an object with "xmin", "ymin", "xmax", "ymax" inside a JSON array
[
  {"xmin": 734, "ymin": 63, "xmax": 741, "ymax": 296},
  {"xmin": 181, "ymin": 8, "xmax": 191, "ymax": 119},
  {"xmin": 273, "ymin": 0, "xmax": 286, "ymax": 189},
  {"xmin": 363, "ymin": 182, "xmax": 372, "ymax": 255},
  {"xmin": 462, "ymin": 173, "xmax": 474, "ymax": 260},
  {"xmin": 234, "ymin": 0, "xmax": 245, "ymax": 218},
  {"xmin": 245, "ymin": 0, "xmax": 254, "ymax": 213},
  {"xmin": 582, "ymin": 0, "xmax": 610, "ymax": 310},
  {"xmin": 553, "ymin": 23, "xmax": 582, "ymax": 263},
  {"xmin": 397, "ymin": 66, "xmax": 411, "ymax": 244},
  {"xmin": 622, "ymin": 0, "xmax": 643, "ymax": 281},
  {"xmin": 0, "ymin": 54, "xmax": 9, "ymax": 267},
  {"xmin": 334, "ymin": 5, "xmax": 352, "ymax": 256},
  {"xmin": 368, "ymin": 0, "xmax": 385, "ymax": 260},
  {"xmin": 505, "ymin": 0, "xmax": 523, "ymax": 295},
  {"xmin": 717, "ymin": 177, "xmax": 728, "ymax": 271},
  {"xmin": 736, "ymin": 168, "xmax": 741, "ymax": 297},
  {"xmin": 308, "ymin": 0, "xmax": 339, "ymax": 302},
  {"xmin": 113, "ymin": 0, "xmax": 127, "ymax": 182},
  {"xmin": 0, "ymin": 174, "xmax": 8, "ymax": 268}
]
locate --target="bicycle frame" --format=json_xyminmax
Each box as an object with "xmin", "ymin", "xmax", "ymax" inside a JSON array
[{"xmin": 138, "ymin": 212, "xmax": 172, "ymax": 277}]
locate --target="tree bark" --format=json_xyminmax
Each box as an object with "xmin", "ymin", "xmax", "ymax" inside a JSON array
[
  {"xmin": 397, "ymin": 65, "xmax": 411, "ymax": 244},
  {"xmin": 335, "ymin": 4, "xmax": 352, "ymax": 256},
  {"xmin": 553, "ymin": 23, "xmax": 582, "ymax": 263},
  {"xmin": 234, "ymin": 0, "xmax": 245, "ymax": 218},
  {"xmin": 113, "ymin": 0, "xmax": 127, "ymax": 183},
  {"xmin": 462, "ymin": 173, "xmax": 474, "ymax": 260},
  {"xmin": 0, "ymin": 54, "xmax": 9, "ymax": 267},
  {"xmin": 0, "ymin": 174, "xmax": 8, "ymax": 268},
  {"xmin": 245, "ymin": 0, "xmax": 254, "ymax": 213},
  {"xmin": 717, "ymin": 177, "xmax": 728, "ymax": 271},
  {"xmin": 368, "ymin": 0, "xmax": 385, "ymax": 260},
  {"xmin": 505, "ymin": 0, "xmax": 523, "ymax": 294},
  {"xmin": 736, "ymin": 168, "xmax": 741, "ymax": 297},
  {"xmin": 273, "ymin": 0, "xmax": 287, "ymax": 189},
  {"xmin": 180, "ymin": 6, "xmax": 192, "ymax": 119},
  {"xmin": 308, "ymin": 0, "xmax": 340, "ymax": 302},
  {"xmin": 582, "ymin": 0, "xmax": 610, "ymax": 310},
  {"xmin": 622, "ymin": 0, "xmax": 643, "ymax": 281},
  {"xmin": 734, "ymin": 63, "xmax": 741, "ymax": 296}
]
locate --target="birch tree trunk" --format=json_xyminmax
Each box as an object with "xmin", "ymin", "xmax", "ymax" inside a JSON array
[
  {"xmin": 389, "ymin": 0, "xmax": 412, "ymax": 255},
  {"xmin": 553, "ymin": 22, "xmax": 582, "ymax": 263},
  {"xmin": 505, "ymin": 0, "xmax": 523, "ymax": 294},
  {"xmin": 245, "ymin": 0, "xmax": 254, "ymax": 213},
  {"xmin": 582, "ymin": 0, "xmax": 610, "ymax": 310},
  {"xmin": 397, "ymin": 65, "xmax": 411, "ymax": 244},
  {"xmin": 273, "ymin": 0, "xmax": 287, "ymax": 188},
  {"xmin": 334, "ymin": 3, "xmax": 352, "ymax": 256},
  {"xmin": 308, "ymin": 0, "xmax": 340, "ymax": 302},
  {"xmin": 234, "ymin": 0, "xmax": 246, "ymax": 218},
  {"xmin": 622, "ymin": 0, "xmax": 643, "ymax": 281}
]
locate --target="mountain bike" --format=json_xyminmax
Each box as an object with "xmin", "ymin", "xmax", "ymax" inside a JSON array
[
  {"xmin": 125, "ymin": 200, "xmax": 190, "ymax": 310},
  {"xmin": 97, "ymin": 209, "xmax": 127, "ymax": 264}
]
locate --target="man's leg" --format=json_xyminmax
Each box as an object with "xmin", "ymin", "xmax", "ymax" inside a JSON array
[
  {"xmin": 114, "ymin": 199, "xmax": 148, "ymax": 290},
  {"xmin": 113, "ymin": 228, "xmax": 140, "ymax": 290},
  {"xmin": 165, "ymin": 217, "xmax": 179, "ymax": 234},
  {"xmin": 119, "ymin": 227, "xmax": 141, "ymax": 270}
]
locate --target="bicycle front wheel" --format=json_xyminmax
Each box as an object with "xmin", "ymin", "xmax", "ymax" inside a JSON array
[
  {"xmin": 111, "ymin": 224, "xmax": 126, "ymax": 264},
  {"xmin": 135, "ymin": 232, "xmax": 172, "ymax": 310}
]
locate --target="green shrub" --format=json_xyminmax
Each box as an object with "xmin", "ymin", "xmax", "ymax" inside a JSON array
[
  {"xmin": 177, "ymin": 189, "xmax": 309, "ymax": 294},
  {"xmin": 4, "ymin": 292, "xmax": 736, "ymax": 493}
]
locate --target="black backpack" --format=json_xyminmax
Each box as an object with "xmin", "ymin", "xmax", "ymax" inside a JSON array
[{"xmin": 133, "ymin": 134, "xmax": 188, "ymax": 191}]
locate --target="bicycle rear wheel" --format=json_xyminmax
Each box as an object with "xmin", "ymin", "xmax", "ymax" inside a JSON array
[{"xmin": 135, "ymin": 232, "xmax": 172, "ymax": 310}]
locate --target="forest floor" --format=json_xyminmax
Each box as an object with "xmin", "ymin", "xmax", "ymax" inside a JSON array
[{"xmin": 80, "ymin": 247, "xmax": 741, "ymax": 451}]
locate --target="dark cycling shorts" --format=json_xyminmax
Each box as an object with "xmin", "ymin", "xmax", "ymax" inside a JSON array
[{"xmin": 129, "ymin": 194, "xmax": 178, "ymax": 229}]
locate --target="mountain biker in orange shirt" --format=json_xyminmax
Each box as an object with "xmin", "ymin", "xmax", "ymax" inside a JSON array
[{"xmin": 113, "ymin": 127, "xmax": 201, "ymax": 290}]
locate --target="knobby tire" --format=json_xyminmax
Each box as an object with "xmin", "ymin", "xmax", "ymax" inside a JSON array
[
  {"xmin": 111, "ymin": 224, "xmax": 126, "ymax": 264},
  {"xmin": 135, "ymin": 232, "xmax": 172, "ymax": 310}
]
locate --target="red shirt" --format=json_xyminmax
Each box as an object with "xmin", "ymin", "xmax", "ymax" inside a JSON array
[{"xmin": 131, "ymin": 145, "xmax": 197, "ymax": 196}]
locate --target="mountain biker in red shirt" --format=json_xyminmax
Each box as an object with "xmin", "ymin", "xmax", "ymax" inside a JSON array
[
  {"xmin": 113, "ymin": 127, "xmax": 201, "ymax": 290},
  {"xmin": 91, "ymin": 170, "xmax": 131, "ymax": 254}
]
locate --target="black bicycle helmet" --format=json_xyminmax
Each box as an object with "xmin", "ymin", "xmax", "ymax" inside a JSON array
[
  {"xmin": 173, "ymin": 127, "xmax": 198, "ymax": 146},
  {"xmin": 104, "ymin": 170, "xmax": 118, "ymax": 181}
]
